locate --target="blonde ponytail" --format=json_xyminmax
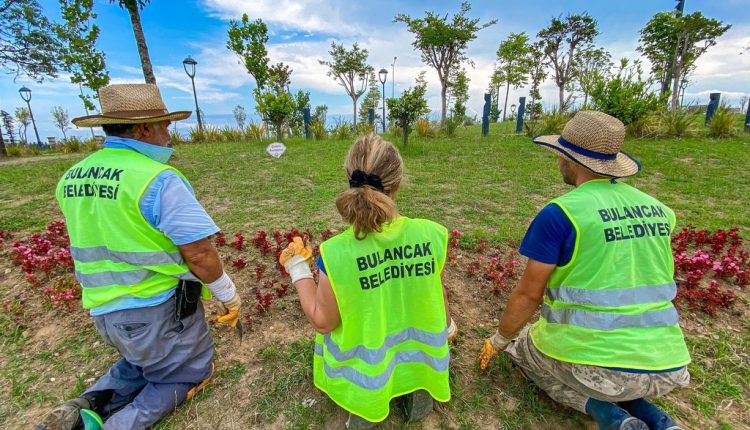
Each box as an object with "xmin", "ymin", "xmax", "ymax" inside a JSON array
[{"xmin": 335, "ymin": 134, "xmax": 403, "ymax": 240}]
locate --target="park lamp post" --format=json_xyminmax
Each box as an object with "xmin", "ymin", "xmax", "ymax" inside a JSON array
[
  {"xmin": 18, "ymin": 86, "xmax": 42, "ymax": 147},
  {"xmin": 182, "ymin": 56, "xmax": 203, "ymax": 132},
  {"xmin": 379, "ymin": 68, "xmax": 388, "ymax": 133},
  {"xmin": 391, "ymin": 56, "xmax": 397, "ymax": 98},
  {"xmin": 510, "ymin": 103, "xmax": 517, "ymax": 120}
]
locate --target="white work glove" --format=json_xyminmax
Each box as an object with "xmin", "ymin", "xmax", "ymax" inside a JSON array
[
  {"xmin": 279, "ymin": 237, "xmax": 314, "ymax": 284},
  {"xmin": 447, "ymin": 318, "xmax": 458, "ymax": 343}
]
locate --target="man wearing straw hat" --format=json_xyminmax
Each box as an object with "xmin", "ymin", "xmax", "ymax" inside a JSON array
[
  {"xmin": 478, "ymin": 111, "xmax": 690, "ymax": 430},
  {"xmin": 36, "ymin": 84, "xmax": 242, "ymax": 430}
]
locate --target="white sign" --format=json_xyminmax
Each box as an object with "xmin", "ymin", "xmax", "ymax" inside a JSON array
[{"xmin": 266, "ymin": 142, "xmax": 286, "ymax": 158}]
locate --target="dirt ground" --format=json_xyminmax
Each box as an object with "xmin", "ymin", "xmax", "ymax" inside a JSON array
[{"xmin": 1, "ymin": 231, "xmax": 748, "ymax": 429}]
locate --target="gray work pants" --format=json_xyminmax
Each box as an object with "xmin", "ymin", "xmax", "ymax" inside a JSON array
[
  {"xmin": 505, "ymin": 326, "xmax": 690, "ymax": 413},
  {"xmin": 85, "ymin": 295, "xmax": 214, "ymax": 430}
]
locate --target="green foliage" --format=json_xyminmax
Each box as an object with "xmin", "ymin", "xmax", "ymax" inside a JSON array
[
  {"xmin": 588, "ymin": 58, "xmax": 662, "ymax": 126},
  {"xmin": 320, "ymin": 42, "xmax": 373, "ymax": 130},
  {"xmin": 395, "ymin": 1, "xmax": 496, "ymax": 127},
  {"xmin": 0, "ymin": 0, "xmax": 62, "ymax": 81},
  {"xmin": 244, "ymin": 122, "xmax": 266, "ymax": 141},
  {"xmin": 289, "ymin": 90, "xmax": 310, "ymax": 136},
  {"xmin": 188, "ymin": 126, "xmax": 205, "ymax": 143},
  {"xmin": 707, "ymin": 108, "xmax": 735, "ymax": 138},
  {"xmin": 63, "ymin": 137, "xmax": 82, "ymax": 153},
  {"xmin": 496, "ymin": 32, "xmax": 532, "ymax": 120},
  {"xmin": 1, "ymin": 110, "xmax": 16, "ymax": 145},
  {"xmin": 537, "ymin": 13, "xmax": 600, "ymax": 113},
  {"xmin": 536, "ymin": 111, "xmax": 569, "ymax": 135},
  {"xmin": 445, "ymin": 115, "xmax": 461, "ymax": 137},
  {"xmin": 312, "ymin": 105, "xmax": 328, "ymax": 125},
  {"xmin": 386, "ymin": 76, "xmax": 429, "ymax": 147},
  {"xmin": 626, "ymin": 114, "xmax": 660, "ymax": 138},
  {"xmin": 449, "ymin": 69, "xmax": 470, "ymax": 120},
  {"xmin": 359, "ymin": 72, "xmax": 381, "ymax": 127},
  {"xmin": 14, "ymin": 107, "xmax": 31, "ymax": 143},
  {"xmin": 226, "ymin": 14, "xmax": 269, "ymax": 89},
  {"xmin": 310, "ymin": 119, "xmax": 327, "ymax": 140},
  {"xmin": 254, "ymin": 88, "xmax": 296, "ymax": 142},
  {"xmin": 415, "ymin": 119, "xmax": 433, "ymax": 137},
  {"xmin": 330, "ymin": 118, "xmax": 353, "ymax": 141},
  {"xmin": 526, "ymin": 41, "xmax": 548, "ymax": 120},
  {"xmin": 639, "ymin": 11, "xmax": 731, "ymax": 109},
  {"xmin": 56, "ymin": 0, "xmax": 110, "ymax": 112},
  {"xmin": 220, "ymin": 126, "xmax": 243, "ymax": 142},
  {"xmin": 6, "ymin": 145, "xmax": 22, "ymax": 157},
  {"xmin": 575, "ymin": 46, "xmax": 611, "ymax": 107},
  {"xmin": 50, "ymin": 106, "xmax": 70, "ymax": 140},
  {"xmin": 660, "ymin": 108, "xmax": 696, "ymax": 138},
  {"xmin": 232, "ymin": 105, "xmax": 246, "ymax": 129}
]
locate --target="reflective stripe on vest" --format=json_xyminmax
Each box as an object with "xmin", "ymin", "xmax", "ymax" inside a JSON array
[
  {"xmin": 540, "ymin": 304, "xmax": 679, "ymax": 330},
  {"xmin": 546, "ymin": 282, "xmax": 677, "ymax": 306},
  {"xmin": 314, "ymin": 217, "xmax": 450, "ymax": 422},
  {"xmin": 71, "ymin": 246, "xmax": 184, "ymax": 266},
  {"xmin": 529, "ymin": 180, "xmax": 691, "ymax": 370},
  {"xmin": 75, "ymin": 269, "xmax": 198, "ymax": 288},
  {"xmin": 314, "ymin": 343, "xmax": 450, "ymax": 390}
]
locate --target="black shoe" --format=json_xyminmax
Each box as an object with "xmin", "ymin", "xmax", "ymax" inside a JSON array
[
  {"xmin": 402, "ymin": 390, "xmax": 434, "ymax": 422},
  {"xmin": 34, "ymin": 397, "xmax": 90, "ymax": 430}
]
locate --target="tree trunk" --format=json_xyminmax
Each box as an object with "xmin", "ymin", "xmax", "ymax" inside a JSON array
[
  {"xmin": 402, "ymin": 125, "xmax": 409, "ymax": 147},
  {"xmin": 503, "ymin": 81, "xmax": 511, "ymax": 121},
  {"xmin": 275, "ymin": 122, "xmax": 283, "ymax": 142},
  {"xmin": 671, "ymin": 58, "xmax": 683, "ymax": 111},
  {"xmin": 583, "ymin": 92, "xmax": 589, "ymax": 109},
  {"xmin": 558, "ymin": 86, "xmax": 565, "ymax": 114},
  {"xmin": 352, "ymin": 98, "xmax": 357, "ymax": 131},
  {"xmin": 440, "ymin": 84, "xmax": 447, "ymax": 129},
  {"xmin": 62, "ymin": 129, "xmax": 67, "ymax": 140},
  {"xmin": 127, "ymin": 6, "xmax": 156, "ymax": 84},
  {"xmin": 0, "ymin": 128, "xmax": 6, "ymax": 157}
]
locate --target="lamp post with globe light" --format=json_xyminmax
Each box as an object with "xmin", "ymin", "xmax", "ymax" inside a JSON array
[
  {"xmin": 19, "ymin": 86, "xmax": 42, "ymax": 146},
  {"xmin": 379, "ymin": 68, "xmax": 388, "ymax": 133},
  {"xmin": 182, "ymin": 56, "xmax": 203, "ymax": 132}
]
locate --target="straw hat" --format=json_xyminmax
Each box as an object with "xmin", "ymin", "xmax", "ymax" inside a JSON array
[
  {"xmin": 72, "ymin": 83, "xmax": 191, "ymax": 127},
  {"xmin": 533, "ymin": 111, "xmax": 641, "ymax": 178}
]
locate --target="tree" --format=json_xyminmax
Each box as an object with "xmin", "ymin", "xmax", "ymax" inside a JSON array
[
  {"xmin": 51, "ymin": 106, "xmax": 71, "ymax": 140},
  {"xmin": 289, "ymin": 89, "xmax": 310, "ymax": 136},
  {"xmin": 312, "ymin": 105, "xmax": 328, "ymax": 125},
  {"xmin": 395, "ymin": 2, "xmax": 496, "ymax": 128},
  {"xmin": 358, "ymin": 72, "xmax": 381, "ymax": 127},
  {"xmin": 538, "ymin": 13, "xmax": 599, "ymax": 113},
  {"xmin": 639, "ymin": 11, "xmax": 730, "ymax": 111},
  {"xmin": 1, "ymin": 111, "xmax": 16, "ymax": 145},
  {"xmin": 226, "ymin": 14, "xmax": 269, "ymax": 90},
  {"xmin": 487, "ymin": 72, "xmax": 502, "ymax": 121},
  {"xmin": 233, "ymin": 105, "xmax": 246, "ymax": 129},
  {"xmin": 574, "ymin": 46, "xmax": 611, "ymax": 107},
  {"xmin": 254, "ymin": 62, "xmax": 295, "ymax": 142},
  {"xmin": 589, "ymin": 58, "xmax": 661, "ymax": 126},
  {"xmin": 15, "ymin": 107, "xmax": 30, "ymax": 143},
  {"xmin": 320, "ymin": 42, "xmax": 373, "ymax": 131},
  {"xmin": 111, "ymin": 0, "xmax": 156, "ymax": 83},
  {"xmin": 448, "ymin": 68, "xmax": 469, "ymax": 120},
  {"xmin": 527, "ymin": 41, "xmax": 548, "ymax": 120},
  {"xmin": 57, "ymin": 0, "xmax": 110, "ymax": 120},
  {"xmin": 496, "ymin": 32, "xmax": 531, "ymax": 121},
  {"xmin": 0, "ymin": 0, "xmax": 62, "ymax": 81},
  {"xmin": 386, "ymin": 73, "xmax": 430, "ymax": 147}
]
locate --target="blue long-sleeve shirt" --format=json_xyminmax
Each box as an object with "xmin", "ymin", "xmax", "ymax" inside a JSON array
[{"xmin": 89, "ymin": 136, "xmax": 219, "ymax": 316}]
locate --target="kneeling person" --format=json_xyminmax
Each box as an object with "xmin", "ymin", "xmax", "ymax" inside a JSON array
[{"xmin": 478, "ymin": 112, "xmax": 690, "ymax": 430}]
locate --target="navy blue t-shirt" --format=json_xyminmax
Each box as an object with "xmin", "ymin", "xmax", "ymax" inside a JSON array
[{"xmin": 519, "ymin": 203, "xmax": 576, "ymax": 266}]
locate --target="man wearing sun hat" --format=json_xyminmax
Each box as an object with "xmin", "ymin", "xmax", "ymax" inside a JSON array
[
  {"xmin": 478, "ymin": 111, "xmax": 691, "ymax": 430},
  {"xmin": 35, "ymin": 83, "xmax": 242, "ymax": 430}
]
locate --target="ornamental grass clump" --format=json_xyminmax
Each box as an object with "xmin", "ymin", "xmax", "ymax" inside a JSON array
[{"xmin": 707, "ymin": 107, "xmax": 735, "ymax": 138}]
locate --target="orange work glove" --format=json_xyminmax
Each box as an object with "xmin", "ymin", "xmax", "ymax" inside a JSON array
[
  {"xmin": 216, "ymin": 293, "xmax": 241, "ymax": 328},
  {"xmin": 279, "ymin": 236, "xmax": 314, "ymax": 283},
  {"xmin": 478, "ymin": 331, "xmax": 512, "ymax": 370}
]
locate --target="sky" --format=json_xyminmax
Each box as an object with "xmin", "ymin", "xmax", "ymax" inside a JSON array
[{"xmin": 1, "ymin": 0, "xmax": 749, "ymax": 140}]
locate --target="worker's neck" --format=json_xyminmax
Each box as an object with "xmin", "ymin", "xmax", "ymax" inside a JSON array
[{"xmin": 575, "ymin": 170, "xmax": 608, "ymax": 188}]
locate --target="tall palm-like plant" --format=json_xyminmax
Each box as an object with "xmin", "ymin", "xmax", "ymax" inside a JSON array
[{"xmin": 111, "ymin": 0, "xmax": 156, "ymax": 83}]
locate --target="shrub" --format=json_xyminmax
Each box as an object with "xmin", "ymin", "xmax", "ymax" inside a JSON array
[
  {"xmin": 707, "ymin": 108, "xmax": 735, "ymax": 138},
  {"xmin": 83, "ymin": 138, "xmax": 100, "ymax": 152},
  {"xmin": 23, "ymin": 145, "xmax": 43, "ymax": 156},
  {"xmin": 330, "ymin": 117, "xmax": 353, "ymax": 140},
  {"xmin": 415, "ymin": 119, "xmax": 433, "ymax": 137},
  {"xmin": 589, "ymin": 58, "xmax": 662, "ymax": 126},
  {"xmin": 245, "ymin": 122, "xmax": 266, "ymax": 141},
  {"xmin": 169, "ymin": 129, "xmax": 183, "ymax": 146},
  {"xmin": 204, "ymin": 125, "xmax": 222, "ymax": 143},
  {"xmin": 221, "ymin": 126, "xmax": 244, "ymax": 142},
  {"xmin": 63, "ymin": 137, "xmax": 82, "ymax": 153},
  {"xmin": 537, "ymin": 112, "xmax": 569, "ymax": 135},
  {"xmin": 661, "ymin": 108, "xmax": 696, "ymax": 138},
  {"xmin": 310, "ymin": 119, "xmax": 327, "ymax": 140},
  {"xmin": 188, "ymin": 127, "xmax": 206, "ymax": 143},
  {"xmin": 445, "ymin": 115, "xmax": 461, "ymax": 137},
  {"xmin": 627, "ymin": 113, "xmax": 660, "ymax": 138},
  {"xmin": 6, "ymin": 145, "xmax": 22, "ymax": 157}
]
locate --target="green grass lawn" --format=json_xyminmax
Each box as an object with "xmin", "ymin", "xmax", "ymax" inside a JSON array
[
  {"xmin": 2, "ymin": 123, "xmax": 749, "ymax": 243},
  {"xmin": 1, "ymin": 123, "xmax": 749, "ymax": 429}
]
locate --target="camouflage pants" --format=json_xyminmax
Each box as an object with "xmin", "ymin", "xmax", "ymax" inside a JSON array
[{"xmin": 505, "ymin": 326, "xmax": 690, "ymax": 413}]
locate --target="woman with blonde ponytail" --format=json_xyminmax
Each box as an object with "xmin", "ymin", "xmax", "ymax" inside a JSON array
[{"xmin": 280, "ymin": 134, "xmax": 456, "ymax": 429}]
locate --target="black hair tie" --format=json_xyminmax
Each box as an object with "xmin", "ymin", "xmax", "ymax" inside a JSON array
[{"xmin": 349, "ymin": 169, "xmax": 385, "ymax": 192}]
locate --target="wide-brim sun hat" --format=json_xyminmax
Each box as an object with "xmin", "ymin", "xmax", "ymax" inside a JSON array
[
  {"xmin": 72, "ymin": 83, "xmax": 191, "ymax": 127},
  {"xmin": 532, "ymin": 110, "xmax": 641, "ymax": 178}
]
